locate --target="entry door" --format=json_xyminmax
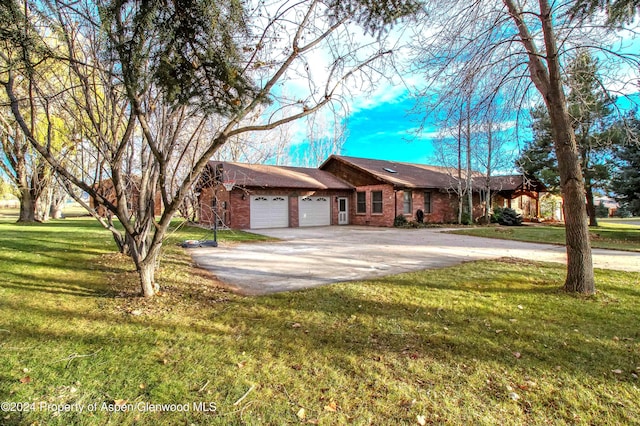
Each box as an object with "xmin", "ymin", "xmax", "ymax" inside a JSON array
[{"xmin": 338, "ymin": 197, "xmax": 349, "ymax": 225}]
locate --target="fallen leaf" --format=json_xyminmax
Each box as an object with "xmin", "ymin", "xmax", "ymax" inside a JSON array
[
  {"xmin": 114, "ymin": 399, "xmax": 127, "ymax": 407},
  {"xmin": 417, "ymin": 415, "xmax": 427, "ymax": 425},
  {"xmin": 292, "ymin": 323, "xmax": 302, "ymax": 328},
  {"xmin": 495, "ymin": 329, "xmax": 504, "ymax": 334},
  {"xmin": 237, "ymin": 361, "xmax": 246, "ymax": 368},
  {"xmin": 324, "ymin": 402, "xmax": 337, "ymax": 412},
  {"xmin": 513, "ymin": 352, "xmax": 522, "ymax": 359},
  {"xmin": 613, "ymin": 336, "xmax": 620, "ymax": 341},
  {"xmin": 296, "ymin": 408, "xmax": 306, "ymax": 420},
  {"xmin": 19, "ymin": 376, "xmax": 31, "ymax": 384}
]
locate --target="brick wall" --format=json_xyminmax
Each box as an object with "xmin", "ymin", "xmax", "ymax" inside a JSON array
[
  {"xmin": 201, "ymin": 187, "xmax": 352, "ymax": 229},
  {"xmin": 351, "ymin": 184, "xmax": 396, "ymax": 227}
]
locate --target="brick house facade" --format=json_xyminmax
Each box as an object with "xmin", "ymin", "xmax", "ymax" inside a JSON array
[
  {"xmin": 197, "ymin": 162, "xmax": 353, "ymax": 229},
  {"xmin": 197, "ymin": 156, "xmax": 545, "ymax": 229}
]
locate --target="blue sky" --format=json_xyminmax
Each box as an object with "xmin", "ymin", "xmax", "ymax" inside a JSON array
[
  {"xmin": 337, "ymin": 88, "xmax": 639, "ymax": 170},
  {"xmin": 341, "ymin": 95, "xmax": 437, "ymax": 163}
]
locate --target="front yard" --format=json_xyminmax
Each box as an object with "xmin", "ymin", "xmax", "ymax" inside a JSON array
[
  {"xmin": 450, "ymin": 220, "xmax": 640, "ymax": 252},
  {"xmin": 1, "ymin": 216, "xmax": 639, "ymax": 425}
]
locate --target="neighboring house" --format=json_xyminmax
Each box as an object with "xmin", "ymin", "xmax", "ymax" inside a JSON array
[
  {"xmin": 197, "ymin": 155, "xmax": 547, "ymax": 230},
  {"xmin": 594, "ymin": 196, "xmax": 619, "ymax": 217},
  {"xmin": 197, "ymin": 162, "xmax": 353, "ymax": 229},
  {"xmin": 90, "ymin": 177, "xmax": 163, "ymax": 217}
]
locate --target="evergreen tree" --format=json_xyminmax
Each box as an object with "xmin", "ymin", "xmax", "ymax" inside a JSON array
[
  {"xmin": 516, "ymin": 52, "xmax": 617, "ymax": 226},
  {"xmin": 610, "ymin": 116, "xmax": 640, "ymax": 215}
]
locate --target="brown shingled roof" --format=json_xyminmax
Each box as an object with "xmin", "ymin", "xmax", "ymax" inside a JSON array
[
  {"xmin": 209, "ymin": 161, "xmax": 353, "ymax": 190},
  {"xmin": 321, "ymin": 155, "xmax": 546, "ymax": 192},
  {"xmin": 321, "ymin": 155, "xmax": 462, "ymax": 189},
  {"xmin": 490, "ymin": 175, "xmax": 547, "ymax": 192}
]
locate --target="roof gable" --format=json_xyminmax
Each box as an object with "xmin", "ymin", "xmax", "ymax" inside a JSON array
[{"xmin": 321, "ymin": 155, "xmax": 460, "ymax": 189}]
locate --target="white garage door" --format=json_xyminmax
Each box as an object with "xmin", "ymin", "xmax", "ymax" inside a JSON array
[
  {"xmin": 250, "ymin": 196, "xmax": 289, "ymax": 229},
  {"xmin": 299, "ymin": 196, "xmax": 330, "ymax": 227}
]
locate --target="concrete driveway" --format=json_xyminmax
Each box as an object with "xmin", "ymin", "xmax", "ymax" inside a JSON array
[{"xmin": 189, "ymin": 226, "xmax": 640, "ymax": 295}]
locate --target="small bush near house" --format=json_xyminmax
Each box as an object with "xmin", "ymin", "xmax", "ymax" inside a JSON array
[
  {"xmin": 491, "ymin": 206, "xmax": 504, "ymax": 224},
  {"xmin": 394, "ymin": 214, "xmax": 408, "ymax": 227},
  {"xmin": 498, "ymin": 207, "xmax": 523, "ymax": 226}
]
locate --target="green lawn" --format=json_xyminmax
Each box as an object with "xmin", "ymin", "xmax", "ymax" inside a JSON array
[
  {"xmin": 1, "ymin": 217, "xmax": 639, "ymax": 425},
  {"xmin": 450, "ymin": 221, "xmax": 640, "ymax": 252}
]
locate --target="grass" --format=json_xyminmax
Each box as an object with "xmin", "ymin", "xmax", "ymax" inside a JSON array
[
  {"xmin": 1, "ymin": 215, "xmax": 639, "ymax": 425},
  {"xmin": 450, "ymin": 221, "xmax": 640, "ymax": 252}
]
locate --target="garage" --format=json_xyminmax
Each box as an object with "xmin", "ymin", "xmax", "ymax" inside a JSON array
[
  {"xmin": 250, "ymin": 195, "xmax": 288, "ymax": 229},
  {"xmin": 299, "ymin": 196, "xmax": 330, "ymax": 227}
]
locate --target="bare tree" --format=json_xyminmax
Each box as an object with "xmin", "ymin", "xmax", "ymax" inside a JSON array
[
  {"xmin": 2, "ymin": 0, "xmax": 420, "ymax": 297},
  {"xmin": 0, "ymin": 110, "xmax": 50, "ymax": 222},
  {"xmin": 411, "ymin": 0, "xmax": 639, "ymax": 294}
]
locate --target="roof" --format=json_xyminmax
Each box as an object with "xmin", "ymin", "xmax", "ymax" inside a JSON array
[
  {"xmin": 320, "ymin": 155, "xmax": 546, "ymax": 192},
  {"xmin": 206, "ymin": 161, "xmax": 353, "ymax": 190},
  {"xmin": 490, "ymin": 175, "xmax": 547, "ymax": 192},
  {"xmin": 321, "ymin": 155, "xmax": 466, "ymax": 189}
]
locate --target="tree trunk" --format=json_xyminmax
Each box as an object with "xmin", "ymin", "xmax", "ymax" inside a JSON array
[
  {"xmin": 138, "ymin": 260, "xmax": 157, "ymax": 298},
  {"xmin": 584, "ymin": 176, "xmax": 598, "ymax": 227},
  {"xmin": 17, "ymin": 188, "xmax": 36, "ymax": 222},
  {"xmin": 548, "ymin": 105, "xmax": 595, "ymax": 294},
  {"xmin": 50, "ymin": 202, "xmax": 64, "ymax": 219},
  {"xmin": 466, "ymin": 102, "xmax": 473, "ymax": 224},
  {"xmin": 505, "ymin": 0, "xmax": 595, "ymax": 294}
]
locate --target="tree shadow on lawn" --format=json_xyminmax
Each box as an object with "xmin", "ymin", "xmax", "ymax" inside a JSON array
[{"xmin": 231, "ymin": 264, "xmax": 639, "ymax": 384}]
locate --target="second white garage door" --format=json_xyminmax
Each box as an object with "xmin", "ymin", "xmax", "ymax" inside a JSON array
[
  {"xmin": 299, "ymin": 196, "xmax": 330, "ymax": 227},
  {"xmin": 250, "ymin": 196, "xmax": 289, "ymax": 229}
]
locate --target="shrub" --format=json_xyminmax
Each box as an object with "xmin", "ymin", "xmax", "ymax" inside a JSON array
[
  {"xmin": 491, "ymin": 206, "xmax": 504, "ymax": 224},
  {"xmin": 394, "ymin": 214, "xmax": 408, "ymax": 227},
  {"xmin": 498, "ymin": 207, "xmax": 523, "ymax": 226}
]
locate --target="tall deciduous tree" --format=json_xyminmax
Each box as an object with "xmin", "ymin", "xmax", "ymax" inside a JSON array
[
  {"xmin": 412, "ymin": 0, "xmax": 639, "ymax": 294},
  {"xmin": 2, "ymin": 0, "xmax": 421, "ymax": 297}
]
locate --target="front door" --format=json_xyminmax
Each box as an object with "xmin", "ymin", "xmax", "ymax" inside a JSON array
[{"xmin": 338, "ymin": 197, "xmax": 348, "ymax": 225}]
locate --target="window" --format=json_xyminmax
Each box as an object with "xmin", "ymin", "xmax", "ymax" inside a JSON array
[
  {"xmin": 403, "ymin": 190, "xmax": 412, "ymax": 214},
  {"xmin": 356, "ymin": 192, "xmax": 366, "ymax": 214},
  {"xmin": 372, "ymin": 191, "xmax": 383, "ymax": 214},
  {"xmin": 424, "ymin": 191, "xmax": 432, "ymax": 214}
]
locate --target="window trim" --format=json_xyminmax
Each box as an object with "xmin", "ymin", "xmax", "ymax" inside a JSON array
[
  {"xmin": 371, "ymin": 191, "xmax": 383, "ymax": 214},
  {"xmin": 423, "ymin": 190, "xmax": 432, "ymax": 214},
  {"xmin": 356, "ymin": 191, "xmax": 366, "ymax": 214},
  {"xmin": 403, "ymin": 190, "xmax": 412, "ymax": 215}
]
